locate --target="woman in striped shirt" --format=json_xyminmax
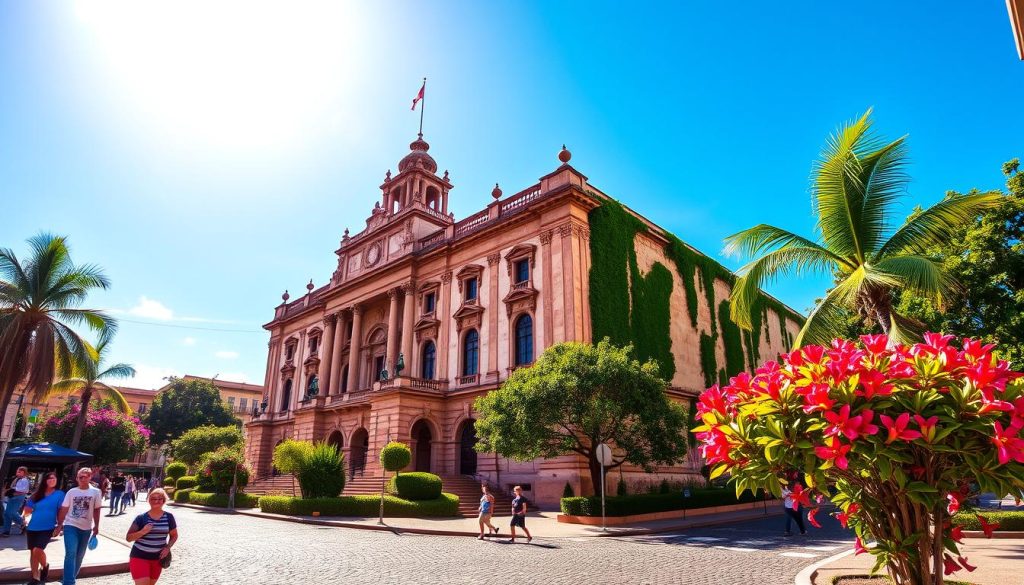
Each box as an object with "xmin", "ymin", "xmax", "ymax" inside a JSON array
[{"xmin": 125, "ymin": 488, "xmax": 177, "ymax": 585}]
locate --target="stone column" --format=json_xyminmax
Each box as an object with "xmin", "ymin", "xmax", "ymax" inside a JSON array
[
  {"xmin": 487, "ymin": 252, "xmax": 501, "ymax": 378},
  {"xmin": 346, "ymin": 305, "xmax": 363, "ymax": 392},
  {"xmin": 318, "ymin": 313, "xmax": 337, "ymax": 395},
  {"xmin": 559, "ymin": 223, "xmax": 577, "ymax": 341},
  {"xmin": 401, "ymin": 281, "xmax": 416, "ymax": 376},
  {"xmin": 386, "ymin": 289, "xmax": 400, "ymax": 372},
  {"xmin": 329, "ymin": 312, "xmax": 346, "ymax": 394},
  {"xmin": 540, "ymin": 230, "xmax": 554, "ymax": 347},
  {"xmin": 438, "ymin": 271, "xmax": 453, "ymax": 379}
]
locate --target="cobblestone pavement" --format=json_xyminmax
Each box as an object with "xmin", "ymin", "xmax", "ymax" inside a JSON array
[{"xmin": 82, "ymin": 502, "xmax": 854, "ymax": 585}]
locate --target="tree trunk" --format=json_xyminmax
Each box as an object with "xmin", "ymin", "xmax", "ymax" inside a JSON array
[
  {"xmin": 70, "ymin": 387, "xmax": 93, "ymax": 451},
  {"xmin": 588, "ymin": 455, "xmax": 603, "ymax": 497}
]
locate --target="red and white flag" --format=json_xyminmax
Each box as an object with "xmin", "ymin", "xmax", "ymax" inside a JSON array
[{"xmin": 411, "ymin": 81, "xmax": 425, "ymax": 111}]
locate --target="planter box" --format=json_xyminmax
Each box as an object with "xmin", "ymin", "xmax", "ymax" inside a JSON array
[{"xmin": 557, "ymin": 500, "xmax": 769, "ymax": 525}]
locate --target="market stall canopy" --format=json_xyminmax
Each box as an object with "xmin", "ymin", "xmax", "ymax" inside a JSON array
[{"xmin": 5, "ymin": 443, "xmax": 93, "ymax": 464}]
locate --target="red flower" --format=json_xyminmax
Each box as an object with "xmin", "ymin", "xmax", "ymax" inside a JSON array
[
  {"xmin": 914, "ymin": 414, "xmax": 939, "ymax": 443},
  {"xmin": 860, "ymin": 334, "xmax": 889, "ymax": 355},
  {"xmin": 835, "ymin": 505, "xmax": 858, "ymax": 529},
  {"xmin": 782, "ymin": 349, "xmax": 805, "ymax": 368},
  {"xmin": 992, "ymin": 420, "xmax": 1024, "ymax": 465},
  {"xmin": 977, "ymin": 514, "xmax": 1001, "ymax": 538},
  {"xmin": 957, "ymin": 556, "xmax": 977, "ymax": 572},
  {"xmin": 788, "ymin": 483, "xmax": 811, "ymax": 510},
  {"xmin": 856, "ymin": 369, "xmax": 894, "ymax": 399},
  {"xmin": 806, "ymin": 507, "xmax": 821, "ymax": 528},
  {"xmin": 879, "ymin": 413, "xmax": 922, "ymax": 444},
  {"xmin": 943, "ymin": 554, "xmax": 962, "ymax": 575},
  {"xmin": 947, "ymin": 492, "xmax": 963, "ymax": 515},
  {"xmin": 802, "ymin": 344, "xmax": 826, "ymax": 364},
  {"xmin": 978, "ymin": 387, "xmax": 1014, "ymax": 414},
  {"xmin": 698, "ymin": 426, "xmax": 737, "ymax": 467},
  {"xmin": 949, "ymin": 525, "xmax": 964, "ymax": 543},
  {"xmin": 814, "ymin": 437, "xmax": 852, "ymax": 470},
  {"xmin": 962, "ymin": 338, "xmax": 995, "ymax": 362},
  {"xmin": 801, "ymin": 384, "xmax": 835, "ymax": 414},
  {"xmin": 825, "ymin": 405, "xmax": 876, "ymax": 440},
  {"xmin": 854, "ymin": 536, "xmax": 868, "ymax": 555},
  {"xmin": 697, "ymin": 385, "xmax": 730, "ymax": 419}
]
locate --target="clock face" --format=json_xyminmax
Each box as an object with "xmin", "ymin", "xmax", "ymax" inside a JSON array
[{"xmin": 366, "ymin": 242, "xmax": 382, "ymax": 266}]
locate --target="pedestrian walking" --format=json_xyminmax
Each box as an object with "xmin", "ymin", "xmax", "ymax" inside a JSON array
[
  {"xmin": 1, "ymin": 466, "xmax": 31, "ymax": 536},
  {"xmin": 22, "ymin": 472, "xmax": 65, "ymax": 585},
  {"xmin": 125, "ymin": 488, "xmax": 177, "ymax": 585},
  {"xmin": 108, "ymin": 473, "xmax": 125, "ymax": 516},
  {"xmin": 477, "ymin": 483, "xmax": 498, "ymax": 540},
  {"xmin": 122, "ymin": 475, "xmax": 136, "ymax": 512},
  {"xmin": 55, "ymin": 467, "xmax": 103, "ymax": 585},
  {"xmin": 506, "ymin": 485, "xmax": 532, "ymax": 543},
  {"xmin": 781, "ymin": 483, "xmax": 807, "ymax": 536}
]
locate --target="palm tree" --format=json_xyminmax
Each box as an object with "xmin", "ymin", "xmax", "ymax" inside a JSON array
[
  {"xmin": 47, "ymin": 338, "xmax": 135, "ymax": 450},
  {"xmin": 0, "ymin": 234, "xmax": 117, "ymax": 434},
  {"xmin": 726, "ymin": 110, "xmax": 1002, "ymax": 347}
]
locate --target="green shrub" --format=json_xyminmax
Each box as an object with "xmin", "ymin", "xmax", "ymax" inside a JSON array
[
  {"xmin": 562, "ymin": 482, "xmax": 574, "ymax": 498},
  {"xmin": 560, "ymin": 488, "xmax": 766, "ymax": 516},
  {"xmin": 296, "ymin": 442, "xmax": 346, "ymax": 499},
  {"xmin": 387, "ymin": 472, "xmax": 442, "ymax": 501},
  {"xmin": 259, "ymin": 493, "xmax": 459, "ymax": 517},
  {"xmin": 617, "ymin": 478, "xmax": 628, "ymax": 496},
  {"xmin": 162, "ymin": 477, "xmax": 176, "ymax": 488},
  {"xmin": 171, "ymin": 425, "xmax": 244, "ymax": 466},
  {"xmin": 188, "ymin": 491, "xmax": 259, "ymax": 508},
  {"xmin": 379, "ymin": 441, "xmax": 411, "ymax": 473},
  {"xmin": 173, "ymin": 487, "xmax": 195, "ymax": 503},
  {"xmin": 952, "ymin": 511, "xmax": 1024, "ymax": 531},
  {"xmin": 198, "ymin": 447, "xmax": 250, "ymax": 493},
  {"xmin": 659, "ymin": 479, "xmax": 671, "ymax": 494},
  {"xmin": 273, "ymin": 439, "xmax": 312, "ymax": 477},
  {"xmin": 175, "ymin": 475, "xmax": 198, "ymax": 490},
  {"xmin": 165, "ymin": 462, "xmax": 187, "ymax": 481}
]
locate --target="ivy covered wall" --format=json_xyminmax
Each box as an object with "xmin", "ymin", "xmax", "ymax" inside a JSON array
[{"xmin": 587, "ymin": 197, "xmax": 804, "ymax": 389}]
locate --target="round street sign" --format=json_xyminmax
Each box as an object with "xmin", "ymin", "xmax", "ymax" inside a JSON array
[{"xmin": 596, "ymin": 443, "xmax": 613, "ymax": 466}]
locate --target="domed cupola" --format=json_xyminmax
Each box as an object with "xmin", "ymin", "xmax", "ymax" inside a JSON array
[{"xmin": 398, "ymin": 134, "xmax": 437, "ymax": 174}]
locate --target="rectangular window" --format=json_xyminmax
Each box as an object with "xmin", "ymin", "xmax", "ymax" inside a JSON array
[
  {"xmin": 240, "ymin": 398, "xmax": 248, "ymax": 411},
  {"xmin": 286, "ymin": 345, "xmax": 295, "ymax": 360},
  {"xmin": 310, "ymin": 336, "xmax": 319, "ymax": 355},
  {"xmin": 514, "ymin": 259, "xmax": 530, "ymax": 284},
  {"xmin": 424, "ymin": 292, "xmax": 436, "ymax": 314},
  {"xmin": 227, "ymin": 396, "xmax": 236, "ymax": 409},
  {"xmin": 465, "ymin": 278, "xmax": 478, "ymax": 301},
  {"xmin": 138, "ymin": 404, "xmax": 147, "ymax": 414}
]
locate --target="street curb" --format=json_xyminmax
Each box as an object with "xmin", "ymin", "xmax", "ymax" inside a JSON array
[
  {"xmin": 962, "ymin": 530, "xmax": 1024, "ymax": 538},
  {"xmin": 172, "ymin": 502, "xmax": 783, "ymax": 538},
  {"xmin": 0, "ymin": 533, "xmax": 131, "ymax": 584},
  {"xmin": 794, "ymin": 546, "xmax": 857, "ymax": 585}
]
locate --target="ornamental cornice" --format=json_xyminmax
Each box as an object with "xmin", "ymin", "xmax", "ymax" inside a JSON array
[
  {"xmin": 440, "ymin": 271, "xmax": 453, "ymax": 284},
  {"xmin": 539, "ymin": 230, "xmax": 553, "ymax": 245},
  {"xmin": 487, "ymin": 252, "xmax": 501, "ymax": 266}
]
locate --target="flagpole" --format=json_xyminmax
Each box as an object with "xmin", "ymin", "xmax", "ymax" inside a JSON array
[{"xmin": 418, "ymin": 77, "xmax": 426, "ymax": 136}]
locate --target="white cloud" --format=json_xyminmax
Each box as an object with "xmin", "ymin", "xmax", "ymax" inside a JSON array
[
  {"xmin": 181, "ymin": 337, "xmax": 197, "ymax": 346},
  {"xmin": 125, "ymin": 363, "xmax": 180, "ymax": 390},
  {"xmin": 128, "ymin": 296, "xmax": 174, "ymax": 321},
  {"xmin": 214, "ymin": 350, "xmax": 239, "ymax": 359}
]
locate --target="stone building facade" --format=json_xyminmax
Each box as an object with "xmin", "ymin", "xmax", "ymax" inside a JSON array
[{"xmin": 245, "ymin": 135, "xmax": 801, "ymax": 506}]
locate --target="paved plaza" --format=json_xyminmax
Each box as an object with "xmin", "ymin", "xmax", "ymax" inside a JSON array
[{"xmin": 62, "ymin": 504, "xmax": 853, "ymax": 585}]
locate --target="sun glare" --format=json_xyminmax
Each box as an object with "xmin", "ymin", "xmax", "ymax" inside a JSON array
[{"xmin": 70, "ymin": 0, "xmax": 368, "ymax": 152}]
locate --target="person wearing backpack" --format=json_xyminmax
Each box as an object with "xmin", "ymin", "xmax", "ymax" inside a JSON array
[{"xmin": 125, "ymin": 488, "xmax": 177, "ymax": 585}]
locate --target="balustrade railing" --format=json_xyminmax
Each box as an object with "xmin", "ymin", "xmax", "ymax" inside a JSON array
[
  {"xmin": 498, "ymin": 184, "xmax": 542, "ymax": 217},
  {"xmin": 454, "ymin": 210, "xmax": 490, "ymax": 237},
  {"xmin": 457, "ymin": 373, "xmax": 480, "ymax": 386}
]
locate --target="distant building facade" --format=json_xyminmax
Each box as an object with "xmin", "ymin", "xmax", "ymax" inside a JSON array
[{"xmin": 245, "ymin": 135, "xmax": 802, "ymax": 506}]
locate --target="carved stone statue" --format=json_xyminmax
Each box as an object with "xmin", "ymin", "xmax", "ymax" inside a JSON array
[
  {"xmin": 379, "ymin": 368, "xmax": 389, "ymax": 382},
  {"xmin": 394, "ymin": 352, "xmax": 405, "ymax": 377},
  {"xmin": 307, "ymin": 375, "xmax": 319, "ymax": 398}
]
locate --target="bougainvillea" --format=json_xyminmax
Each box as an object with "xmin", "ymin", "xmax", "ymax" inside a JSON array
[
  {"xmin": 40, "ymin": 402, "xmax": 149, "ymax": 465},
  {"xmin": 693, "ymin": 333, "xmax": 1024, "ymax": 585},
  {"xmin": 197, "ymin": 446, "xmax": 250, "ymax": 493}
]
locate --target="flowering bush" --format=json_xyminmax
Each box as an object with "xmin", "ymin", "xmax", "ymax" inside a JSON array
[
  {"xmin": 40, "ymin": 402, "xmax": 149, "ymax": 465},
  {"xmin": 197, "ymin": 447, "xmax": 250, "ymax": 493},
  {"xmin": 693, "ymin": 333, "xmax": 1024, "ymax": 585}
]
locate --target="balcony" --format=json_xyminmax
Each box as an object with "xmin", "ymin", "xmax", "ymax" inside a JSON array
[{"xmin": 457, "ymin": 374, "xmax": 480, "ymax": 386}]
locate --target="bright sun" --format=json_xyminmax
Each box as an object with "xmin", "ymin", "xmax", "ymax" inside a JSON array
[{"xmin": 70, "ymin": 0, "xmax": 368, "ymax": 152}]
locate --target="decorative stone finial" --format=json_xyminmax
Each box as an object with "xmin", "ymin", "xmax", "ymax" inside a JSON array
[
  {"xmin": 385, "ymin": 170, "xmax": 391, "ymax": 182},
  {"xmin": 491, "ymin": 183, "xmax": 502, "ymax": 200},
  {"xmin": 306, "ymin": 279, "xmax": 314, "ymax": 293},
  {"xmin": 282, "ymin": 290, "xmax": 290, "ymax": 302},
  {"xmin": 443, "ymin": 170, "xmax": 449, "ymax": 181},
  {"xmin": 558, "ymin": 144, "xmax": 571, "ymax": 164},
  {"xmin": 343, "ymin": 228, "xmax": 350, "ymax": 240}
]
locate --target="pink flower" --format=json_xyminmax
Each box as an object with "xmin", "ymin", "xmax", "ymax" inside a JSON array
[
  {"xmin": 856, "ymin": 369, "xmax": 893, "ymax": 399},
  {"xmin": 697, "ymin": 385, "xmax": 730, "ymax": 419},
  {"xmin": 814, "ymin": 437, "xmax": 852, "ymax": 470},
  {"xmin": 801, "ymin": 384, "xmax": 835, "ymax": 414},
  {"xmin": 824, "ymin": 405, "xmax": 876, "ymax": 440},
  {"xmin": 854, "ymin": 536, "xmax": 868, "ymax": 555},
  {"xmin": 914, "ymin": 414, "xmax": 939, "ymax": 443},
  {"xmin": 879, "ymin": 413, "xmax": 922, "ymax": 444},
  {"xmin": 807, "ymin": 507, "xmax": 821, "ymax": 528},
  {"xmin": 992, "ymin": 420, "xmax": 1024, "ymax": 465},
  {"xmin": 860, "ymin": 334, "xmax": 889, "ymax": 355},
  {"xmin": 788, "ymin": 483, "xmax": 811, "ymax": 510},
  {"xmin": 947, "ymin": 492, "xmax": 963, "ymax": 515}
]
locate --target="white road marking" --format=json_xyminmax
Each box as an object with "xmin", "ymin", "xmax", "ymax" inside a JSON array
[
  {"xmin": 715, "ymin": 546, "xmax": 757, "ymax": 552},
  {"xmin": 781, "ymin": 552, "xmax": 820, "ymax": 558},
  {"xmin": 802, "ymin": 545, "xmax": 842, "ymax": 551}
]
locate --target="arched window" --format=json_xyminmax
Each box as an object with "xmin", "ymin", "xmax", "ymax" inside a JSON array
[
  {"xmin": 421, "ymin": 341, "xmax": 436, "ymax": 380},
  {"xmin": 462, "ymin": 329, "xmax": 479, "ymax": 376},
  {"xmin": 515, "ymin": 314, "xmax": 534, "ymax": 365},
  {"xmin": 281, "ymin": 379, "xmax": 293, "ymax": 411}
]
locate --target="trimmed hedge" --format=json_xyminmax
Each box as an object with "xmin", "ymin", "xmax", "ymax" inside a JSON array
[
  {"xmin": 188, "ymin": 491, "xmax": 260, "ymax": 509},
  {"xmin": 175, "ymin": 476, "xmax": 198, "ymax": 490},
  {"xmin": 560, "ymin": 488, "xmax": 766, "ymax": 517},
  {"xmin": 387, "ymin": 472, "xmax": 442, "ymax": 501},
  {"xmin": 259, "ymin": 493, "xmax": 460, "ymax": 517},
  {"xmin": 162, "ymin": 477, "xmax": 176, "ymax": 488},
  {"xmin": 173, "ymin": 487, "xmax": 195, "ymax": 504},
  {"xmin": 165, "ymin": 462, "xmax": 187, "ymax": 481},
  {"xmin": 952, "ymin": 510, "xmax": 1024, "ymax": 531}
]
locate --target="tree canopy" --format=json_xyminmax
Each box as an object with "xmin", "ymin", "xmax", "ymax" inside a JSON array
[
  {"xmin": 170, "ymin": 425, "xmax": 244, "ymax": 466},
  {"xmin": 144, "ymin": 377, "xmax": 237, "ymax": 444},
  {"xmin": 40, "ymin": 400, "xmax": 149, "ymax": 465},
  {"xmin": 726, "ymin": 110, "xmax": 1001, "ymax": 347},
  {"xmin": 474, "ymin": 339, "xmax": 688, "ymax": 492}
]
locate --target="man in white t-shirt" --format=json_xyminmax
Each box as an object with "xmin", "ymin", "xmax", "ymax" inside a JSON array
[
  {"xmin": 1, "ymin": 466, "xmax": 31, "ymax": 536},
  {"xmin": 55, "ymin": 467, "xmax": 102, "ymax": 585}
]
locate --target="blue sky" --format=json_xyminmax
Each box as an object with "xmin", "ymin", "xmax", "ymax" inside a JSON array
[{"xmin": 2, "ymin": 1, "xmax": 1022, "ymax": 389}]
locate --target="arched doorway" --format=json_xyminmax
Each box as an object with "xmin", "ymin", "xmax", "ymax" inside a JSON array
[
  {"xmin": 411, "ymin": 420, "xmax": 432, "ymax": 472},
  {"xmin": 327, "ymin": 431, "xmax": 343, "ymax": 454},
  {"xmin": 458, "ymin": 419, "xmax": 478, "ymax": 475},
  {"xmin": 350, "ymin": 428, "xmax": 368, "ymax": 478}
]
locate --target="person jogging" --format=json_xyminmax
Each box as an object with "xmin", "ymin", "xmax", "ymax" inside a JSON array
[{"xmin": 55, "ymin": 467, "xmax": 102, "ymax": 585}]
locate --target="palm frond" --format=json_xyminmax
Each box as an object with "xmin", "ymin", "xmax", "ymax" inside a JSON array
[
  {"xmin": 99, "ymin": 363, "xmax": 136, "ymax": 380},
  {"xmin": 887, "ymin": 310, "xmax": 927, "ymax": 347},
  {"xmin": 723, "ymin": 224, "xmax": 854, "ymax": 268},
  {"xmin": 812, "ymin": 110, "xmax": 875, "ymax": 261},
  {"xmin": 873, "ymin": 255, "xmax": 959, "ymax": 306},
  {"xmin": 877, "ymin": 191, "xmax": 1003, "ymax": 258},
  {"xmin": 856, "ymin": 137, "xmax": 910, "ymax": 254},
  {"xmin": 94, "ymin": 382, "xmax": 132, "ymax": 414},
  {"xmin": 44, "ymin": 378, "xmax": 89, "ymax": 399},
  {"xmin": 793, "ymin": 285, "xmax": 852, "ymax": 348},
  {"xmin": 729, "ymin": 246, "xmax": 839, "ymax": 330}
]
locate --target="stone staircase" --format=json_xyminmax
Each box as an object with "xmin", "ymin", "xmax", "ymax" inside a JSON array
[{"xmin": 246, "ymin": 475, "xmax": 301, "ymax": 496}]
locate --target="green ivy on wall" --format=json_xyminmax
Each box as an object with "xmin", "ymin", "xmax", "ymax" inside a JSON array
[{"xmin": 718, "ymin": 301, "xmax": 746, "ymax": 378}]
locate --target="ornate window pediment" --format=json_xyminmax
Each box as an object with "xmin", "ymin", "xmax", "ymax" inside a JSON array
[
  {"xmin": 504, "ymin": 244, "xmax": 537, "ymax": 278},
  {"xmin": 456, "ymin": 264, "xmax": 484, "ymax": 293},
  {"xmin": 452, "ymin": 302, "xmax": 484, "ymax": 332},
  {"xmin": 502, "ymin": 286, "xmax": 538, "ymax": 317},
  {"xmin": 414, "ymin": 315, "xmax": 440, "ymax": 342}
]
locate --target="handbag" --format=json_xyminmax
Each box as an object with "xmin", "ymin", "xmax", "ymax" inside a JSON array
[{"xmin": 160, "ymin": 550, "xmax": 172, "ymax": 569}]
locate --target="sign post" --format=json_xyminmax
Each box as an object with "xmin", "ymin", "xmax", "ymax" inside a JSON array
[{"xmin": 595, "ymin": 443, "xmax": 613, "ymax": 532}]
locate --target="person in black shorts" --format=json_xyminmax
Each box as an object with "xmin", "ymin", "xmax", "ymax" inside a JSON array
[
  {"xmin": 507, "ymin": 486, "xmax": 532, "ymax": 543},
  {"xmin": 23, "ymin": 472, "xmax": 65, "ymax": 585}
]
